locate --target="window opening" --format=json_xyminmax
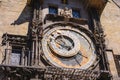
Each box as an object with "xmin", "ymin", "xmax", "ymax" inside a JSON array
[
  {"xmin": 72, "ymin": 9, "xmax": 81, "ymax": 18},
  {"xmin": 114, "ymin": 55, "xmax": 120, "ymax": 77},
  {"xmin": 10, "ymin": 46, "xmax": 22, "ymax": 65},
  {"xmin": 49, "ymin": 6, "xmax": 58, "ymax": 15}
]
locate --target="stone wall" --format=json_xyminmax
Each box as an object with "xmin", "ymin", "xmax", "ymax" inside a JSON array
[
  {"xmin": 0, "ymin": 0, "xmax": 119, "ymax": 79},
  {"xmin": 0, "ymin": 0, "xmax": 30, "ymax": 63},
  {"xmin": 101, "ymin": 0, "xmax": 120, "ymax": 79},
  {"xmin": 0, "ymin": 0, "xmax": 30, "ymax": 36},
  {"xmin": 101, "ymin": 0, "xmax": 120, "ymax": 55}
]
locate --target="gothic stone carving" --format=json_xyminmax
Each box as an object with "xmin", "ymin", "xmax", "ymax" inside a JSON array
[{"xmin": 59, "ymin": 7, "xmax": 72, "ymax": 18}]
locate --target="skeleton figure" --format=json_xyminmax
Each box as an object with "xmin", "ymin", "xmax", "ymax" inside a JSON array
[{"xmin": 60, "ymin": 7, "xmax": 72, "ymax": 18}]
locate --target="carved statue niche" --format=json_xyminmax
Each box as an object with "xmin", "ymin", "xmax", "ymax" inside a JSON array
[{"xmin": 59, "ymin": 7, "xmax": 72, "ymax": 18}]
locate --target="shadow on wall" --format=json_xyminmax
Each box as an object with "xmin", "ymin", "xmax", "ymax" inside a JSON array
[
  {"xmin": 0, "ymin": 1, "xmax": 2, "ymax": 7},
  {"xmin": 11, "ymin": 5, "xmax": 32, "ymax": 25}
]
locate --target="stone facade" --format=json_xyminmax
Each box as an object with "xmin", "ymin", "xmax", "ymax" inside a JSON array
[
  {"xmin": 101, "ymin": 0, "xmax": 120, "ymax": 79},
  {"xmin": 0, "ymin": 0, "xmax": 30, "ymax": 63},
  {"xmin": 0, "ymin": 0, "xmax": 120, "ymax": 79}
]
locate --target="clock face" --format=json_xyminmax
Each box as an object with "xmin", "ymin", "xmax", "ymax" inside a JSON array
[{"xmin": 42, "ymin": 23, "xmax": 97, "ymax": 69}]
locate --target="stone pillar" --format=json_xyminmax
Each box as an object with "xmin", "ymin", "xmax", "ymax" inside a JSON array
[
  {"xmin": 31, "ymin": 39, "xmax": 35, "ymax": 66},
  {"xmin": 21, "ymin": 46, "xmax": 25, "ymax": 66},
  {"xmin": 5, "ymin": 41, "xmax": 11, "ymax": 65}
]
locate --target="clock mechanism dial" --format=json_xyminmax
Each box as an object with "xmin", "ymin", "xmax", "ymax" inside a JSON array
[{"xmin": 42, "ymin": 23, "xmax": 97, "ymax": 69}]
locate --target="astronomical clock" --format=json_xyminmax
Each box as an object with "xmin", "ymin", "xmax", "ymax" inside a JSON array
[{"xmin": 0, "ymin": 0, "xmax": 111, "ymax": 80}]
